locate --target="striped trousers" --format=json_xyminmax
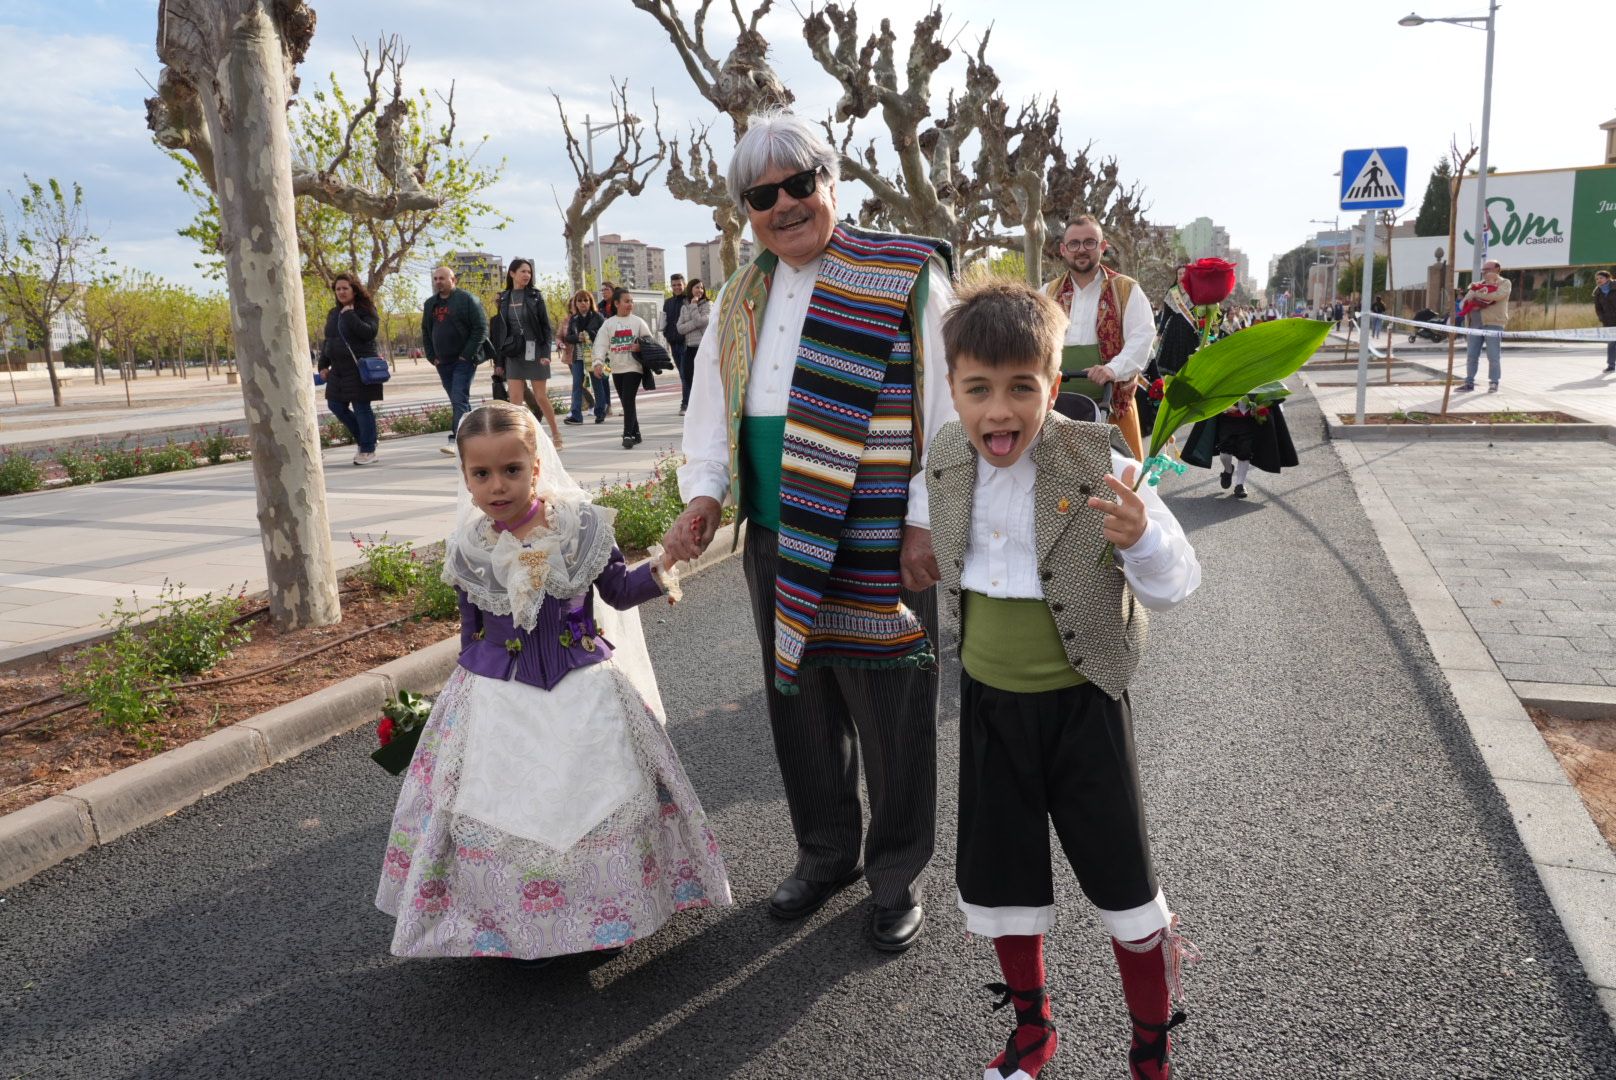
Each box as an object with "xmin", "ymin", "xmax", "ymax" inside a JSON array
[{"xmin": 743, "ymin": 522, "xmax": 940, "ymax": 910}]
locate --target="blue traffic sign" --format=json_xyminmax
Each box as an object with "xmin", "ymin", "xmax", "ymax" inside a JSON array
[{"xmin": 1340, "ymin": 147, "xmax": 1408, "ymax": 211}]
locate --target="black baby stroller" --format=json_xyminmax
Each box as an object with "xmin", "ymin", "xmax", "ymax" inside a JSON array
[{"xmin": 1407, "ymin": 308, "xmax": 1450, "ymax": 343}]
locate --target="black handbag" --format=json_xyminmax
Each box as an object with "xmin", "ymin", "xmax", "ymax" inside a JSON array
[{"xmin": 638, "ymin": 337, "xmax": 672, "ymax": 373}]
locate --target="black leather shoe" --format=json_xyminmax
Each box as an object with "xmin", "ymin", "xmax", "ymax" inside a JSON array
[
  {"xmin": 767, "ymin": 869, "xmax": 862, "ymax": 920},
  {"xmin": 1219, "ymin": 469, "xmax": 1232, "ymax": 490},
  {"xmin": 871, "ymin": 903, "xmax": 924, "ymax": 952}
]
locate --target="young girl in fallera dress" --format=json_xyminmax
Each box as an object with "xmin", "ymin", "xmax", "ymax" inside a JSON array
[{"xmin": 376, "ymin": 401, "xmax": 731, "ymax": 960}]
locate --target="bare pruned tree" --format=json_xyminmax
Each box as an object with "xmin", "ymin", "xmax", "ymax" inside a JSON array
[
  {"xmin": 145, "ymin": 1, "xmax": 450, "ymax": 632},
  {"xmin": 804, "ymin": 5, "xmax": 997, "ymax": 258},
  {"xmin": 554, "ymin": 80, "xmax": 667, "ymax": 292},
  {"xmin": 968, "ymin": 94, "xmax": 1063, "ymax": 284},
  {"xmin": 633, "ymin": 0, "xmax": 793, "ymax": 278}
]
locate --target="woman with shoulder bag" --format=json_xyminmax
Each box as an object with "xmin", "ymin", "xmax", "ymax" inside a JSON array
[
  {"xmin": 491, "ymin": 258, "xmax": 563, "ymax": 448},
  {"xmin": 674, "ymin": 278, "xmax": 709, "ymax": 415},
  {"xmin": 562, "ymin": 291, "xmax": 608, "ymax": 426},
  {"xmin": 318, "ymin": 271, "xmax": 383, "ymax": 466}
]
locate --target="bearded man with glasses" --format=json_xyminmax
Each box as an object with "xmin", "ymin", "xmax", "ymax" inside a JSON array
[
  {"xmin": 1044, "ymin": 217, "xmax": 1155, "ymax": 459},
  {"xmin": 662, "ymin": 109, "xmax": 958, "ymax": 955}
]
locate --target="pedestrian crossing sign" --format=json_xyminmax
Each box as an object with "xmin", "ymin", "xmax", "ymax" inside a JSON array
[{"xmin": 1340, "ymin": 147, "xmax": 1408, "ymax": 210}]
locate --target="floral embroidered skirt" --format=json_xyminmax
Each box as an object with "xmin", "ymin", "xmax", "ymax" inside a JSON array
[{"xmin": 376, "ymin": 663, "xmax": 732, "ymax": 958}]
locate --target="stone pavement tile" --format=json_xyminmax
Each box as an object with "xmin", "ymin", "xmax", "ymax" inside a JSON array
[
  {"xmin": 1572, "ymin": 637, "xmax": 1616, "ymax": 656},
  {"xmin": 1445, "ymin": 667, "xmax": 1532, "ymax": 723},
  {"xmin": 1497, "ymin": 661, "xmax": 1607, "ymax": 686},
  {"xmin": 3, "ymin": 595, "xmax": 119, "ymax": 628},
  {"xmin": 1424, "ymin": 629, "xmax": 1501, "ymax": 670},
  {"xmin": 0, "ymin": 587, "xmax": 64, "ymax": 605},
  {"xmin": 1494, "ymin": 778, "xmax": 1616, "ymax": 874},
  {"xmin": 1535, "ymin": 866, "xmax": 1616, "ymax": 992},
  {"xmin": 1466, "ymin": 711, "xmax": 1579, "ymax": 786}
]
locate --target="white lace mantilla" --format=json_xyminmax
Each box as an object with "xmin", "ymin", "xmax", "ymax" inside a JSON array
[{"xmin": 442, "ymin": 495, "xmax": 620, "ymax": 630}]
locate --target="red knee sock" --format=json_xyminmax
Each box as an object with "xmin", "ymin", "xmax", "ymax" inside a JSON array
[
  {"xmin": 1111, "ymin": 929, "xmax": 1187, "ymax": 1080},
  {"xmin": 983, "ymin": 934, "xmax": 1059, "ymax": 1079}
]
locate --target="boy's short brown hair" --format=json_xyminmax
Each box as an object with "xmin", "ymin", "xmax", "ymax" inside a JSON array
[{"xmin": 942, "ymin": 278, "xmax": 1065, "ymax": 379}]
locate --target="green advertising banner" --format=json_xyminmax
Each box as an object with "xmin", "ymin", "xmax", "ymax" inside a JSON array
[
  {"xmin": 1571, "ymin": 167, "xmax": 1616, "ymax": 266},
  {"xmin": 1455, "ymin": 164, "xmax": 1616, "ymax": 269}
]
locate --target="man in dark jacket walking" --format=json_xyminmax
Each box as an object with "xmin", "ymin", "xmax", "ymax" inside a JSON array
[
  {"xmin": 1595, "ymin": 270, "xmax": 1616, "ymax": 373},
  {"xmin": 662, "ymin": 274, "xmax": 690, "ymax": 413},
  {"xmin": 422, "ymin": 265, "xmax": 489, "ymax": 455}
]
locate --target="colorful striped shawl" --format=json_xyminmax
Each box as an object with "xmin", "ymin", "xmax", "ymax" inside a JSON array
[{"xmin": 764, "ymin": 226, "xmax": 940, "ymax": 693}]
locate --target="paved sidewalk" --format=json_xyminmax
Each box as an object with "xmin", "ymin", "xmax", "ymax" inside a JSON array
[
  {"xmin": 1307, "ymin": 340, "xmax": 1616, "ymax": 426},
  {"xmin": 0, "ymin": 366, "xmax": 459, "ymax": 450},
  {"xmin": 0, "ymin": 384, "xmax": 687, "ymax": 665},
  {"xmin": 1352, "ymin": 439, "xmax": 1616, "ymax": 695}
]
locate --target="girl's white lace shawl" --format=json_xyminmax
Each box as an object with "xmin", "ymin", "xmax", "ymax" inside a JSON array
[{"xmin": 441, "ymin": 495, "xmax": 619, "ymax": 631}]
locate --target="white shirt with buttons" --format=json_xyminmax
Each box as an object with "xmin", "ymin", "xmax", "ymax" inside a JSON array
[
  {"xmin": 1061, "ymin": 273, "xmax": 1157, "ymax": 381},
  {"xmin": 961, "ymin": 438, "xmax": 1201, "ymax": 611},
  {"xmin": 677, "ymin": 255, "xmax": 957, "ymax": 529}
]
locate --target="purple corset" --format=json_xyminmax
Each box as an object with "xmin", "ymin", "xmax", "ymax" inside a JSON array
[{"xmin": 455, "ymin": 548, "xmax": 662, "ymax": 692}]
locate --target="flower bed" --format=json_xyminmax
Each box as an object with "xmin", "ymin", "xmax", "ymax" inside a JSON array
[
  {"xmin": 0, "ymin": 404, "xmax": 464, "ymax": 496},
  {"xmin": 1338, "ymin": 410, "xmax": 1583, "ymax": 425}
]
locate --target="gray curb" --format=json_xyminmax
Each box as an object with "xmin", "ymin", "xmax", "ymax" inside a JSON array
[
  {"xmin": 0, "ymin": 524, "xmax": 744, "ymax": 892},
  {"xmin": 1333, "ymin": 437, "xmax": 1616, "ymax": 1033}
]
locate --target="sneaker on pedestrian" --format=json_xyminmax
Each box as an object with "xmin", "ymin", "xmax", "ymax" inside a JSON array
[
  {"xmin": 1487, "ymin": 382, "xmax": 1499, "ymax": 393},
  {"xmin": 1605, "ymin": 364, "xmax": 1615, "ymax": 374},
  {"xmin": 595, "ymin": 414, "xmax": 607, "ymax": 424},
  {"xmin": 622, "ymin": 435, "xmax": 636, "ymax": 449},
  {"xmin": 1457, "ymin": 382, "xmax": 1475, "ymax": 392},
  {"xmin": 564, "ymin": 416, "xmax": 584, "ymax": 425},
  {"xmin": 1219, "ymin": 469, "xmax": 1232, "ymax": 490},
  {"xmin": 353, "ymin": 451, "xmax": 378, "ymax": 466},
  {"xmin": 1233, "ymin": 484, "xmax": 1248, "ymax": 499}
]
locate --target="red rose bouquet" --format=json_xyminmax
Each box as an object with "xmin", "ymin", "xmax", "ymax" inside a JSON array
[{"xmin": 370, "ymin": 690, "xmax": 433, "ymax": 775}]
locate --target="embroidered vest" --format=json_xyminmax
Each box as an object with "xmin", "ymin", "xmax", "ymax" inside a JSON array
[
  {"xmin": 926, "ymin": 412, "xmax": 1147, "ymax": 700},
  {"xmin": 1046, "ymin": 266, "xmax": 1136, "ymax": 362}
]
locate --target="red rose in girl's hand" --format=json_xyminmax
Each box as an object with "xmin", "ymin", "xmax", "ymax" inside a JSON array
[
  {"xmin": 1148, "ymin": 377, "xmax": 1165, "ymax": 401},
  {"xmin": 1256, "ymin": 405, "xmax": 1271, "ymax": 418},
  {"xmin": 377, "ymin": 716, "xmax": 396, "ymax": 746},
  {"xmin": 1181, "ymin": 258, "xmax": 1238, "ymax": 306}
]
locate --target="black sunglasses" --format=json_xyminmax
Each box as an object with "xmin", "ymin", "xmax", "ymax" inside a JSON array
[{"xmin": 741, "ymin": 168, "xmax": 822, "ymax": 212}]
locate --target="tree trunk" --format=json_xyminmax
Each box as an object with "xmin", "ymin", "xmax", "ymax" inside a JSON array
[
  {"xmin": 716, "ymin": 205, "xmax": 744, "ymax": 280},
  {"xmin": 203, "ymin": 6, "xmax": 340, "ymax": 629},
  {"xmin": 43, "ymin": 341, "xmax": 62, "ymax": 407},
  {"xmin": 566, "ymin": 221, "xmax": 588, "ymax": 293},
  {"xmin": 1021, "ymin": 200, "xmax": 1046, "ymax": 287}
]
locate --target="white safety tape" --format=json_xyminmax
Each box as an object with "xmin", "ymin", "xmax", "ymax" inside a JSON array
[{"xmin": 1369, "ymin": 313, "xmax": 1616, "ymax": 342}]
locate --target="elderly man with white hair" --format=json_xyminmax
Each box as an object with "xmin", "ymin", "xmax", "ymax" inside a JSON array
[{"xmin": 662, "ymin": 110, "xmax": 957, "ymax": 953}]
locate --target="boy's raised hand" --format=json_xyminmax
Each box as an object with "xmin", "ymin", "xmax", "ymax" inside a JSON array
[{"xmin": 1089, "ymin": 466, "xmax": 1149, "ymax": 550}]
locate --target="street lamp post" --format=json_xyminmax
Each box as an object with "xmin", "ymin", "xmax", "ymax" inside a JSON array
[
  {"xmin": 1310, "ymin": 215, "xmax": 1342, "ymax": 309},
  {"xmin": 584, "ymin": 112, "xmax": 635, "ymax": 289},
  {"xmin": 1399, "ymin": 2, "xmax": 1498, "ymax": 282}
]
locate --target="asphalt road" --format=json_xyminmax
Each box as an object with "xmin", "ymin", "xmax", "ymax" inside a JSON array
[{"xmin": 3, "ymin": 393, "xmax": 1614, "ymax": 1079}]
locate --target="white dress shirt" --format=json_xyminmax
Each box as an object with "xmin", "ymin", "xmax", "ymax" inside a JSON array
[
  {"xmin": 677, "ymin": 255, "xmax": 957, "ymax": 529},
  {"xmin": 961, "ymin": 439, "xmax": 1200, "ymax": 611},
  {"xmin": 1061, "ymin": 273, "xmax": 1157, "ymax": 381}
]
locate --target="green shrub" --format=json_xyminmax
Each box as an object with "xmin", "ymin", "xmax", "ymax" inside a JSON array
[
  {"xmin": 61, "ymin": 583, "xmax": 248, "ymax": 746},
  {"xmin": 64, "ymin": 633, "xmax": 174, "ymax": 746},
  {"xmin": 97, "ymin": 445, "xmax": 146, "ymax": 480},
  {"xmin": 388, "ymin": 412, "xmax": 428, "ymax": 436},
  {"xmin": 56, "ymin": 448, "xmax": 101, "ymax": 485},
  {"xmin": 0, "ymin": 452, "xmax": 45, "ymax": 495},
  {"xmin": 198, "ymin": 427, "xmax": 238, "ymax": 465},
  {"xmin": 352, "ymin": 534, "xmax": 422, "ymax": 595},
  {"xmin": 320, "ymin": 419, "xmax": 350, "ymax": 448},
  {"xmin": 144, "ymin": 442, "xmax": 197, "ymax": 474},
  {"xmin": 141, "ymin": 583, "xmax": 249, "ymax": 677},
  {"xmin": 593, "ymin": 455, "xmax": 689, "ymax": 553},
  {"xmin": 413, "ymin": 554, "xmax": 460, "ymax": 621},
  {"xmin": 423, "ymin": 406, "xmax": 454, "ymax": 433}
]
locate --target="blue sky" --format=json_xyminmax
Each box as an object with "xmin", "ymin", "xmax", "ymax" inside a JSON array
[{"xmin": 2, "ymin": 0, "xmax": 1605, "ymax": 299}]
